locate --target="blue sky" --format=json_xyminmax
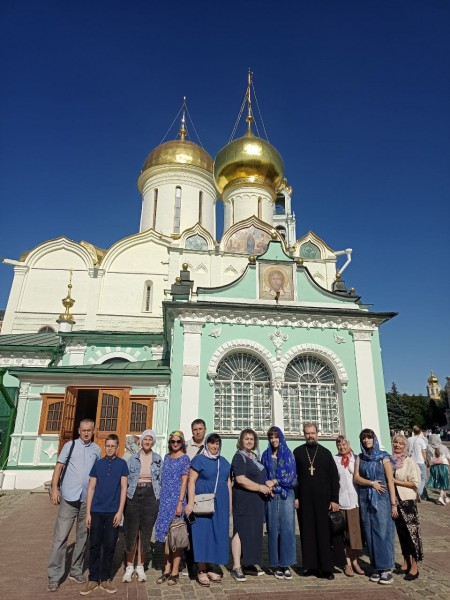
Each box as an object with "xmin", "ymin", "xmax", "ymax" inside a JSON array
[{"xmin": 1, "ymin": 0, "xmax": 449, "ymax": 394}]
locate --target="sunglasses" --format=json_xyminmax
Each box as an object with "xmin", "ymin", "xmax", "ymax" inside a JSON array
[
  {"xmin": 361, "ymin": 434, "xmax": 373, "ymax": 440},
  {"xmin": 169, "ymin": 439, "xmax": 182, "ymax": 445}
]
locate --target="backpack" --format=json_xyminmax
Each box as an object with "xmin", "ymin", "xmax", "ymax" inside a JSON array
[{"xmin": 167, "ymin": 517, "xmax": 190, "ymax": 552}]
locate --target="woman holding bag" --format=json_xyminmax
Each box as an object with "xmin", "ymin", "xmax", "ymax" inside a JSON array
[
  {"xmin": 154, "ymin": 431, "xmax": 190, "ymax": 586},
  {"xmin": 185, "ymin": 433, "xmax": 232, "ymax": 587}
]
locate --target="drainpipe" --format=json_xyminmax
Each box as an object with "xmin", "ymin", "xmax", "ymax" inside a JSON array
[
  {"xmin": 0, "ymin": 368, "xmax": 18, "ymax": 470},
  {"xmin": 335, "ymin": 248, "xmax": 352, "ymax": 277}
]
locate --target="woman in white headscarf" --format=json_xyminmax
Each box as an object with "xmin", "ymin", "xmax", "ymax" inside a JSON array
[{"xmin": 123, "ymin": 430, "xmax": 162, "ymax": 583}]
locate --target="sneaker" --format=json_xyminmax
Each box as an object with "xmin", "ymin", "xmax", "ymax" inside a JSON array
[
  {"xmin": 379, "ymin": 571, "xmax": 393, "ymax": 585},
  {"xmin": 243, "ymin": 565, "xmax": 265, "ymax": 576},
  {"xmin": 437, "ymin": 497, "xmax": 446, "ymax": 506},
  {"xmin": 99, "ymin": 580, "xmax": 117, "ymax": 594},
  {"xmin": 69, "ymin": 575, "xmax": 87, "ymax": 584},
  {"xmin": 274, "ymin": 569, "xmax": 284, "ymax": 579},
  {"xmin": 283, "ymin": 568, "xmax": 292, "ymax": 580},
  {"xmin": 231, "ymin": 568, "xmax": 246, "ymax": 582},
  {"xmin": 180, "ymin": 566, "xmax": 189, "ymax": 577},
  {"xmin": 255, "ymin": 565, "xmax": 265, "ymax": 576},
  {"xmin": 122, "ymin": 566, "xmax": 135, "ymax": 583},
  {"xmin": 369, "ymin": 572, "xmax": 381, "ymax": 582},
  {"xmin": 47, "ymin": 581, "xmax": 59, "ymax": 592},
  {"xmin": 80, "ymin": 581, "xmax": 98, "ymax": 595},
  {"xmin": 135, "ymin": 566, "xmax": 147, "ymax": 582}
]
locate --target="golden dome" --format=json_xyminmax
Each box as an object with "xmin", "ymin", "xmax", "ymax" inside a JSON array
[
  {"xmin": 214, "ymin": 129, "xmax": 284, "ymax": 195},
  {"xmin": 428, "ymin": 371, "xmax": 439, "ymax": 384},
  {"xmin": 141, "ymin": 139, "xmax": 213, "ymax": 174}
]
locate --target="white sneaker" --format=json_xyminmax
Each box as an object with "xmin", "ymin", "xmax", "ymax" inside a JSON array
[
  {"xmin": 122, "ymin": 566, "xmax": 135, "ymax": 583},
  {"xmin": 135, "ymin": 566, "xmax": 147, "ymax": 582},
  {"xmin": 438, "ymin": 497, "xmax": 446, "ymax": 506}
]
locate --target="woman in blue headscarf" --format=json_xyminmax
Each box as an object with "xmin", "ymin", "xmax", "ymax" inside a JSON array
[
  {"xmin": 354, "ymin": 429, "xmax": 398, "ymax": 585},
  {"xmin": 261, "ymin": 426, "xmax": 297, "ymax": 579}
]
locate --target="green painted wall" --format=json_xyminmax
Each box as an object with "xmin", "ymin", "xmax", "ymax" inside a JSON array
[{"xmin": 371, "ymin": 329, "xmax": 392, "ymax": 451}]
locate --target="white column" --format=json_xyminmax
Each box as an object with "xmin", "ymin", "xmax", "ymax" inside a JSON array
[
  {"xmin": 1, "ymin": 264, "xmax": 28, "ymax": 333},
  {"xmin": 272, "ymin": 381, "xmax": 284, "ymax": 429},
  {"xmin": 179, "ymin": 322, "xmax": 202, "ymax": 433},
  {"xmin": 153, "ymin": 385, "xmax": 170, "ymax": 455},
  {"xmin": 352, "ymin": 330, "xmax": 381, "ymax": 437},
  {"xmin": 84, "ymin": 268, "xmax": 105, "ymax": 329}
]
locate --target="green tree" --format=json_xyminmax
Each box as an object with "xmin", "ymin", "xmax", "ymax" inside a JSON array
[{"xmin": 386, "ymin": 382, "xmax": 409, "ymax": 430}]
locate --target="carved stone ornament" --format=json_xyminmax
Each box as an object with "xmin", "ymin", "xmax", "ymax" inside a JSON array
[
  {"xmin": 209, "ymin": 327, "xmax": 222, "ymax": 338},
  {"xmin": 351, "ymin": 330, "xmax": 373, "ymax": 341},
  {"xmin": 157, "ymin": 386, "xmax": 168, "ymax": 399},
  {"xmin": 183, "ymin": 364, "xmax": 199, "ymax": 377},
  {"xmin": 333, "ymin": 332, "xmax": 346, "ymax": 344},
  {"xmin": 269, "ymin": 328, "xmax": 288, "ymax": 358},
  {"xmin": 43, "ymin": 443, "xmax": 58, "ymax": 460},
  {"xmin": 182, "ymin": 322, "xmax": 203, "ymax": 335}
]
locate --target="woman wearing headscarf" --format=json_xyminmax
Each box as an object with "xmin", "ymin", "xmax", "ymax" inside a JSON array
[
  {"xmin": 354, "ymin": 429, "xmax": 397, "ymax": 585},
  {"xmin": 426, "ymin": 434, "xmax": 450, "ymax": 505},
  {"xmin": 230, "ymin": 428, "xmax": 273, "ymax": 582},
  {"xmin": 261, "ymin": 426, "xmax": 297, "ymax": 579},
  {"xmin": 124, "ymin": 430, "xmax": 162, "ymax": 583},
  {"xmin": 185, "ymin": 433, "xmax": 232, "ymax": 587},
  {"xmin": 154, "ymin": 431, "xmax": 190, "ymax": 586},
  {"xmin": 333, "ymin": 435, "xmax": 364, "ymax": 576},
  {"xmin": 391, "ymin": 434, "xmax": 423, "ymax": 580}
]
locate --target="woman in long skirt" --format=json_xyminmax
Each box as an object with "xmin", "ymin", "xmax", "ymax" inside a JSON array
[{"xmin": 391, "ymin": 434, "xmax": 423, "ymax": 580}]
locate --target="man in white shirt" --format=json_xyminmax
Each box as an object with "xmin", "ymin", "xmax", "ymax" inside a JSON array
[
  {"xmin": 408, "ymin": 426, "xmax": 428, "ymax": 500},
  {"xmin": 185, "ymin": 419, "xmax": 207, "ymax": 460}
]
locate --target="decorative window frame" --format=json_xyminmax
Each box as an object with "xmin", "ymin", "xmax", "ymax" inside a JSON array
[
  {"xmin": 207, "ymin": 339, "xmax": 277, "ymax": 383},
  {"xmin": 279, "ymin": 343, "xmax": 348, "ymax": 391},
  {"xmin": 38, "ymin": 393, "xmax": 65, "ymax": 435},
  {"xmin": 142, "ymin": 280, "xmax": 153, "ymax": 313}
]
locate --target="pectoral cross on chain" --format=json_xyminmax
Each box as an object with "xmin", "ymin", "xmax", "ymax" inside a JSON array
[{"xmin": 309, "ymin": 465, "xmax": 315, "ymax": 476}]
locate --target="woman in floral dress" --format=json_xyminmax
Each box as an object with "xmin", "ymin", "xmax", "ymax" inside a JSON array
[{"xmin": 155, "ymin": 431, "xmax": 190, "ymax": 586}]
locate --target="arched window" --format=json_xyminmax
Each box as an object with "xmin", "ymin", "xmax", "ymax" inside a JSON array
[
  {"xmin": 142, "ymin": 281, "xmax": 152, "ymax": 312},
  {"xmin": 174, "ymin": 186, "xmax": 182, "ymax": 233},
  {"xmin": 214, "ymin": 352, "xmax": 271, "ymax": 434},
  {"xmin": 198, "ymin": 191, "xmax": 203, "ymax": 224},
  {"xmin": 281, "ymin": 355, "xmax": 340, "ymax": 436},
  {"xmin": 101, "ymin": 357, "xmax": 131, "ymax": 365},
  {"xmin": 276, "ymin": 225, "xmax": 286, "ymax": 241},
  {"xmin": 38, "ymin": 326, "xmax": 55, "ymax": 333},
  {"xmin": 152, "ymin": 189, "xmax": 158, "ymax": 229},
  {"xmin": 257, "ymin": 196, "xmax": 262, "ymax": 219}
]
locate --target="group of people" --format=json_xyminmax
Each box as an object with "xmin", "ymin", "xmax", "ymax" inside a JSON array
[{"xmin": 46, "ymin": 417, "xmax": 450, "ymax": 594}]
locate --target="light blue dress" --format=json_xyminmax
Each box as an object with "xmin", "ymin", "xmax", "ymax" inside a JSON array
[{"xmin": 190, "ymin": 454, "xmax": 230, "ymax": 564}]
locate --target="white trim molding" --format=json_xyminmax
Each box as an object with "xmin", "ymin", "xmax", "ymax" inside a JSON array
[
  {"xmin": 279, "ymin": 343, "xmax": 349, "ymax": 389},
  {"xmin": 207, "ymin": 339, "xmax": 278, "ymax": 381}
]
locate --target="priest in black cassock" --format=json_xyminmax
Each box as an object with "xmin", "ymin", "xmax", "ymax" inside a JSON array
[{"xmin": 294, "ymin": 422, "xmax": 346, "ymax": 580}]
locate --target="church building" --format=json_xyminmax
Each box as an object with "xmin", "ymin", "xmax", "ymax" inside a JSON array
[{"xmin": 0, "ymin": 78, "xmax": 396, "ymax": 489}]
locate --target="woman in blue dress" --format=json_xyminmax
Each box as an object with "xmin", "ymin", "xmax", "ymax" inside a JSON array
[
  {"xmin": 185, "ymin": 433, "xmax": 232, "ymax": 587},
  {"xmin": 261, "ymin": 426, "xmax": 297, "ymax": 579},
  {"xmin": 154, "ymin": 431, "xmax": 190, "ymax": 586},
  {"xmin": 354, "ymin": 428, "xmax": 398, "ymax": 585}
]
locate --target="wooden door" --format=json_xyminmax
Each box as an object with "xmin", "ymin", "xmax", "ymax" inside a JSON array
[
  {"xmin": 125, "ymin": 396, "xmax": 155, "ymax": 436},
  {"xmin": 59, "ymin": 387, "xmax": 78, "ymax": 453},
  {"xmin": 95, "ymin": 388, "xmax": 129, "ymax": 454}
]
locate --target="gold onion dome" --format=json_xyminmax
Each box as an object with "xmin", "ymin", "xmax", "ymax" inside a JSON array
[
  {"xmin": 214, "ymin": 128, "xmax": 284, "ymax": 195},
  {"xmin": 428, "ymin": 371, "xmax": 439, "ymax": 384}
]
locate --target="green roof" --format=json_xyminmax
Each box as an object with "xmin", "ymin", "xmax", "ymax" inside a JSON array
[
  {"xmin": 0, "ymin": 332, "xmax": 59, "ymax": 350},
  {"xmin": 8, "ymin": 359, "xmax": 170, "ymax": 377}
]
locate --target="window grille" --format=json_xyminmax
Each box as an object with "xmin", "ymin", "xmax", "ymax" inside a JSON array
[
  {"xmin": 214, "ymin": 352, "xmax": 271, "ymax": 434},
  {"xmin": 282, "ymin": 355, "xmax": 340, "ymax": 436},
  {"xmin": 143, "ymin": 282, "xmax": 152, "ymax": 312}
]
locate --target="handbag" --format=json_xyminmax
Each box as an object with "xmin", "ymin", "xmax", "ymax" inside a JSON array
[
  {"xmin": 328, "ymin": 509, "xmax": 346, "ymax": 537},
  {"xmin": 167, "ymin": 517, "xmax": 190, "ymax": 552},
  {"xmin": 193, "ymin": 458, "xmax": 220, "ymax": 515}
]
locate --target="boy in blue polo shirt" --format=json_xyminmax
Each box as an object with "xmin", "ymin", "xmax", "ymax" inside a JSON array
[{"xmin": 81, "ymin": 434, "xmax": 129, "ymax": 595}]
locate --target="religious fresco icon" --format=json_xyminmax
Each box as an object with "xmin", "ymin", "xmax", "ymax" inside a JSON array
[
  {"xmin": 259, "ymin": 263, "xmax": 294, "ymax": 301},
  {"xmin": 299, "ymin": 241, "xmax": 321, "ymax": 259},
  {"xmin": 185, "ymin": 234, "xmax": 208, "ymax": 250},
  {"xmin": 224, "ymin": 225, "xmax": 271, "ymax": 255}
]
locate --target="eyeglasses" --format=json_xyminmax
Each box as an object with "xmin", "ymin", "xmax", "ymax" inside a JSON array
[{"xmin": 361, "ymin": 434, "xmax": 373, "ymax": 440}]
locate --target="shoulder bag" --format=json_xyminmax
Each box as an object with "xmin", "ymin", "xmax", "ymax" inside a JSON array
[
  {"xmin": 328, "ymin": 509, "xmax": 346, "ymax": 537},
  {"xmin": 58, "ymin": 440, "xmax": 75, "ymax": 490},
  {"xmin": 193, "ymin": 458, "xmax": 220, "ymax": 515},
  {"xmin": 167, "ymin": 516, "xmax": 190, "ymax": 552}
]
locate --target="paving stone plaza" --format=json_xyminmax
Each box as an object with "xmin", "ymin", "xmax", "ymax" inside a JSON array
[{"xmin": 1, "ymin": 485, "xmax": 449, "ymax": 600}]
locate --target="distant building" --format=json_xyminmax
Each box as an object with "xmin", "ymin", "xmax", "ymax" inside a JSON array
[{"xmin": 427, "ymin": 371, "xmax": 442, "ymax": 401}]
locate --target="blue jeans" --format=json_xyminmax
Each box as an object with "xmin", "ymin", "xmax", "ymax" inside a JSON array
[
  {"xmin": 359, "ymin": 490, "xmax": 394, "ymax": 571},
  {"xmin": 88, "ymin": 512, "xmax": 120, "ymax": 582},
  {"xmin": 266, "ymin": 488, "xmax": 297, "ymax": 567},
  {"xmin": 418, "ymin": 463, "xmax": 428, "ymax": 499}
]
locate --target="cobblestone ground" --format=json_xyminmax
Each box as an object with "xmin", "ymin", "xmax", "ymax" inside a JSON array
[{"xmin": 0, "ymin": 488, "xmax": 449, "ymax": 600}]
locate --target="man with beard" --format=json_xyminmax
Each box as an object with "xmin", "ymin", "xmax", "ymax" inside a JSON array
[{"xmin": 294, "ymin": 422, "xmax": 345, "ymax": 580}]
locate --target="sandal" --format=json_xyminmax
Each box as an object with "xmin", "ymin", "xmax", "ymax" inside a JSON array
[
  {"xmin": 167, "ymin": 574, "xmax": 179, "ymax": 586},
  {"xmin": 207, "ymin": 571, "xmax": 222, "ymax": 583},
  {"xmin": 344, "ymin": 565, "xmax": 354, "ymax": 577},
  {"xmin": 156, "ymin": 572, "xmax": 171, "ymax": 584},
  {"xmin": 197, "ymin": 572, "xmax": 211, "ymax": 587}
]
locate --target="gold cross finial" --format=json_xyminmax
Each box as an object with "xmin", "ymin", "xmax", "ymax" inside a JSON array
[
  {"xmin": 178, "ymin": 96, "xmax": 188, "ymax": 141},
  {"xmin": 245, "ymin": 68, "xmax": 254, "ymax": 134},
  {"xmin": 59, "ymin": 269, "xmax": 76, "ymax": 321}
]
